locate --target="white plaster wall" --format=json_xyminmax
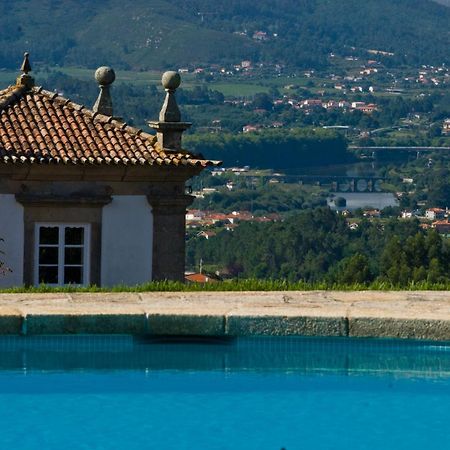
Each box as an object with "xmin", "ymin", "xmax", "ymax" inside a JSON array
[
  {"xmin": 101, "ymin": 195, "xmax": 153, "ymax": 287},
  {"xmin": 0, "ymin": 194, "xmax": 24, "ymax": 288}
]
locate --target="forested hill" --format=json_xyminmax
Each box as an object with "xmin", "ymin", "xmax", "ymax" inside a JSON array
[
  {"xmin": 433, "ymin": 0, "xmax": 450, "ymax": 6},
  {"xmin": 0, "ymin": 0, "xmax": 448, "ymax": 71}
]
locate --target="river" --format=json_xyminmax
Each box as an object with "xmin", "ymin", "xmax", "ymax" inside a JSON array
[{"xmin": 328, "ymin": 192, "xmax": 399, "ymax": 211}]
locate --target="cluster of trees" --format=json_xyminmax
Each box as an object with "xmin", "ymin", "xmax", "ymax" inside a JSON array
[
  {"xmin": 185, "ymin": 128, "xmax": 351, "ymax": 169},
  {"xmin": 192, "ymin": 183, "xmax": 327, "ymax": 215},
  {"xmin": 177, "ymin": 86, "xmax": 225, "ymax": 105},
  {"xmin": 401, "ymin": 167, "xmax": 450, "ymax": 209},
  {"xmin": 187, "ymin": 208, "xmax": 450, "ymax": 285}
]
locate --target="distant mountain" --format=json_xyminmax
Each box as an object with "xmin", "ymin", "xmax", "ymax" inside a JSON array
[{"xmin": 0, "ymin": 0, "xmax": 448, "ymax": 70}]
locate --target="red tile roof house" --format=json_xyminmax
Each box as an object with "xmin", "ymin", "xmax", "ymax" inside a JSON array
[
  {"xmin": 185, "ymin": 272, "xmax": 218, "ymax": 283},
  {"xmin": 432, "ymin": 219, "xmax": 450, "ymax": 235},
  {"xmin": 0, "ymin": 54, "xmax": 218, "ymax": 288}
]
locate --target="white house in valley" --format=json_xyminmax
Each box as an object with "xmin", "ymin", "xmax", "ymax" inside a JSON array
[{"xmin": 0, "ymin": 54, "xmax": 218, "ymax": 288}]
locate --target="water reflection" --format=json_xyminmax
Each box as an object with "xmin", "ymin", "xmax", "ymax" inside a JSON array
[{"xmin": 0, "ymin": 336, "xmax": 448, "ymax": 377}]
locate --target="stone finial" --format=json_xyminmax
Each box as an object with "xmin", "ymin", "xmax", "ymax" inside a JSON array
[
  {"xmin": 162, "ymin": 71, "xmax": 181, "ymax": 89},
  {"xmin": 159, "ymin": 71, "xmax": 182, "ymax": 122},
  {"xmin": 149, "ymin": 71, "xmax": 191, "ymax": 151},
  {"xmin": 93, "ymin": 66, "xmax": 115, "ymax": 116},
  {"xmin": 95, "ymin": 66, "xmax": 116, "ymax": 86},
  {"xmin": 16, "ymin": 52, "xmax": 34, "ymax": 88},
  {"xmin": 21, "ymin": 52, "xmax": 32, "ymax": 74}
]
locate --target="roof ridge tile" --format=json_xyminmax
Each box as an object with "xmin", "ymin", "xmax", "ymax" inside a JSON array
[{"xmin": 0, "ymin": 85, "xmax": 27, "ymax": 111}]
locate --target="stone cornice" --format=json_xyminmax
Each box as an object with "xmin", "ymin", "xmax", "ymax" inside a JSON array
[
  {"xmin": 0, "ymin": 163, "xmax": 200, "ymax": 182},
  {"xmin": 15, "ymin": 193, "xmax": 112, "ymax": 206}
]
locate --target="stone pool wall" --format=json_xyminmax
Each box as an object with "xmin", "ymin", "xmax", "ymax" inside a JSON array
[{"xmin": 0, "ymin": 291, "xmax": 449, "ymax": 341}]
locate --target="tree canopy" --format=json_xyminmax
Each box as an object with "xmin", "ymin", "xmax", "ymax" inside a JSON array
[{"xmin": 187, "ymin": 208, "xmax": 450, "ymax": 285}]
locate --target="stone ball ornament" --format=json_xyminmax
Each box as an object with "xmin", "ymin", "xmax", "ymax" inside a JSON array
[
  {"xmin": 95, "ymin": 66, "xmax": 116, "ymax": 86},
  {"xmin": 161, "ymin": 71, "xmax": 181, "ymax": 91}
]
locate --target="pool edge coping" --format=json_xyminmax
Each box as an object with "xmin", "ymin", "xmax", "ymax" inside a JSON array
[{"xmin": 0, "ymin": 291, "xmax": 449, "ymax": 341}]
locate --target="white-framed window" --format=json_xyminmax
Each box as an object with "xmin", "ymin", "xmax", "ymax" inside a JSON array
[{"xmin": 34, "ymin": 224, "xmax": 90, "ymax": 286}]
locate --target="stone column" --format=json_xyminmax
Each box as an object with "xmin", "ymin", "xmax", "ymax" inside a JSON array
[
  {"xmin": 148, "ymin": 71, "xmax": 191, "ymax": 151},
  {"xmin": 149, "ymin": 194, "xmax": 194, "ymax": 281},
  {"xmin": 147, "ymin": 71, "xmax": 197, "ymax": 281}
]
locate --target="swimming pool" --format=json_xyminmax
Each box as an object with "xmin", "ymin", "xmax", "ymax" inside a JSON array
[{"xmin": 0, "ymin": 336, "xmax": 449, "ymax": 449}]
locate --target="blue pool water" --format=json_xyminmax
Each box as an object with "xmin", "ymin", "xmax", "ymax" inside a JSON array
[{"xmin": 0, "ymin": 336, "xmax": 449, "ymax": 450}]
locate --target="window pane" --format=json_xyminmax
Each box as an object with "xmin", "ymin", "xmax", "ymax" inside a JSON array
[
  {"xmin": 39, "ymin": 247, "xmax": 59, "ymax": 265},
  {"xmin": 64, "ymin": 267, "xmax": 83, "ymax": 285},
  {"xmin": 65, "ymin": 247, "xmax": 83, "ymax": 265},
  {"xmin": 65, "ymin": 227, "xmax": 84, "ymax": 245},
  {"xmin": 38, "ymin": 266, "xmax": 58, "ymax": 284},
  {"xmin": 39, "ymin": 227, "xmax": 59, "ymax": 245}
]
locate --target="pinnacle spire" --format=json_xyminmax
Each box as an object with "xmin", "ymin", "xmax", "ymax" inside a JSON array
[
  {"xmin": 16, "ymin": 52, "xmax": 34, "ymax": 88},
  {"xmin": 20, "ymin": 52, "xmax": 32, "ymax": 74},
  {"xmin": 159, "ymin": 71, "xmax": 182, "ymax": 122},
  {"xmin": 93, "ymin": 66, "xmax": 115, "ymax": 116},
  {"xmin": 148, "ymin": 71, "xmax": 191, "ymax": 150}
]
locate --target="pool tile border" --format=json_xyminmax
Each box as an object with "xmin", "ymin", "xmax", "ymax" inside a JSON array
[
  {"xmin": 24, "ymin": 314, "xmax": 148, "ymax": 335},
  {"xmin": 348, "ymin": 317, "xmax": 450, "ymax": 341},
  {"xmin": 226, "ymin": 315, "xmax": 348, "ymax": 337}
]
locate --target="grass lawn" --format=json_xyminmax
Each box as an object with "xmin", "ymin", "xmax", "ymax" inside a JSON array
[
  {"xmin": 209, "ymin": 82, "xmax": 270, "ymax": 97},
  {"xmin": 1, "ymin": 279, "xmax": 449, "ymax": 293}
]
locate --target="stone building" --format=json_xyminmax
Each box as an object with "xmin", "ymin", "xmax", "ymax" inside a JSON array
[{"xmin": 0, "ymin": 54, "xmax": 218, "ymax": 288}]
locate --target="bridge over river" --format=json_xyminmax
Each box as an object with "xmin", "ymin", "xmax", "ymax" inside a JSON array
[
  {"xmin": 284, "ymin": 175, "xmax": 386, "ymax": 192},
  {"xmin": 350, "ymin": 146, "xmax": 450, "ymax": 154}
]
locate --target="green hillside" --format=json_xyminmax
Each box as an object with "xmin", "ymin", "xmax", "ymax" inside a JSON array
[
  {"xmin": 432, "ymin": 0, "xmax": 450, "ymax": 6},
  {"xmin": 0, "ymin": 0, "xmax": 448, "ymax": 70}
]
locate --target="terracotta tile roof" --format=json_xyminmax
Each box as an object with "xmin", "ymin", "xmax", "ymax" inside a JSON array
[
  {"xmin": 185, "ymin": 273, "xmax": 218, "ymax": 283},
  {"xmin": 0, "ymin": 84, "xmax": 218, "ymax": 167},
  {"xmin": 427, "ymin": 208, "xmax": 446, "ymax": 213}
]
